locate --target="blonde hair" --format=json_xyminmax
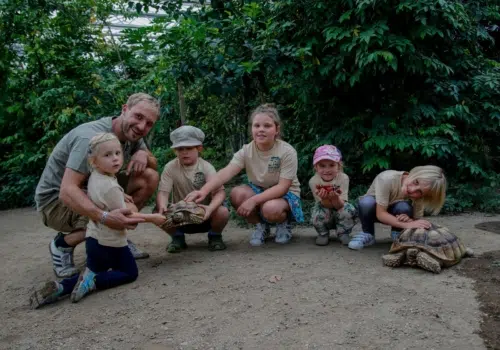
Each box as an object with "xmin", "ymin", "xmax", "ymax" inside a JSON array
[
  {"xmin": 126, "ymin": 93, "xmax": 160, "ymax": 117},
  {"xmin": 406, "ymin": 165, "xmax": 447, "ymax": 215},
  {"xmin": 249, "ymin": 103, "xmax": 282, "ymax": 139},
  {"xmin": 88, "ymin": 133, "xmax": 120, "ymax": 169}
]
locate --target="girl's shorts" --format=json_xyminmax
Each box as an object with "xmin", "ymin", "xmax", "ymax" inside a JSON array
[{"xmin": 247, "ymin": 183, "xmax": 304, "ymax": 223}]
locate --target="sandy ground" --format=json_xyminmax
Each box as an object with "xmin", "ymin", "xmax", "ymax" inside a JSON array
[{"xmin": 1, "ymin": 207, "xmax": 500, "ymax": 350}]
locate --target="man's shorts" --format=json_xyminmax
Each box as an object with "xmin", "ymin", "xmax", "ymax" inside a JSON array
[{"xmin": 40, "ymin": 173, "xmax": 130, "ymax": 233}]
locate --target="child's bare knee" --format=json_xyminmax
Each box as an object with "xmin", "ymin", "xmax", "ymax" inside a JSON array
[{"xmin": 261, "ymin": 201, "xmax": 286, "ymax": 222}]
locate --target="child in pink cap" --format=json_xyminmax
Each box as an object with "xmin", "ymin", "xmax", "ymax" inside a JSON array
[{"xmin": 308, "ymin": 145, "xmax": 357, "ymax": 246}]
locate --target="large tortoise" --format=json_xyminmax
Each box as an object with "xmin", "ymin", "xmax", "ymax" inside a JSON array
[
  {"xmin": 382, "ymin": 224, "xmax": 473, "ymax": 273},
  {"xmin": 160, "ymin": 200, "xmax": 206, "ymax": 230}
]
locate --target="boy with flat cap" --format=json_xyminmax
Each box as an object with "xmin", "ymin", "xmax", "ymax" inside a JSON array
[{"xmin": 156, "ymin": 125, "xmax": 229, "ymax": 252}]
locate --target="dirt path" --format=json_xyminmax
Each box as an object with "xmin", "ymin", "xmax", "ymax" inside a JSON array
[{"xmin": 1, "ymin": 207, "xmax": 499, "ymax": 350}]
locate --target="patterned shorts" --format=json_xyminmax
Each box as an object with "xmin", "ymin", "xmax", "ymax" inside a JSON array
[{"xmin": 247, "ymin": 183, "xmax": 305, "ymax": 223}]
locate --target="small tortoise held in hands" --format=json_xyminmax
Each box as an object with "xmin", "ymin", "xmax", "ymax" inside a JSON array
[
  {"xmin": 160, "ymin": 200, "xmax": 206, "ymax": 230},
  {"xmin": 382, "ymin": 224, "xmax": 474, "ymax": 273}
]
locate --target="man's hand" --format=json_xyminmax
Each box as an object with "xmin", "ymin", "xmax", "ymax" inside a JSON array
[
  {"xmin": 126, "ymin": 150, "xmax": 149, "ymax": 176},
  {"xmin": 124, "ymin": 193, "xmax": 134, "ymax": 204},
  {"xmin": 104, "ymin": 208, "xmax": 145, "ymax": 230},
  {"xmin": 156, "ymin": 205, "xmax": 168, "ymax": 215}
]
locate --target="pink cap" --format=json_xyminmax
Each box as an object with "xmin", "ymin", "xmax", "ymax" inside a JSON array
[{"xmin": 313, "ymin": 145, "xmax": 342, "ymax": 165}]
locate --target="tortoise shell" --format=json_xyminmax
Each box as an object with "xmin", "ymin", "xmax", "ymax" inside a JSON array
[
  {"xmin": 160, "ymin": 200, "xmax": 206, "ymax": 230},
  {"xmin": 389, "ymin": 224, "xmax": 468, "ymax": 266}
]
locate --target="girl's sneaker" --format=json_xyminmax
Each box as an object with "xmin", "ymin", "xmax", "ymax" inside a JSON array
[
  {"xmin": 275, "ymin": 222, "xmax": 292, "ymax": 244},
  {"xmin": 29, "ymin": 281, "xmax": 63, "ymax": 310},
  {"xmin": 249, "ymin": 223, "xmax": 270, "ymax": 246},
  {"xmin": 71, "ymin": 267, "xmax": 96, "ymax": 303},
  {"xmin": 348, "ymin": 232, "xmax": 375, "ymax": 250}
]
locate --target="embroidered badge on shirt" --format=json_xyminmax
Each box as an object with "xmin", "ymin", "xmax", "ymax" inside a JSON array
[{"xmin": 268, "ymin": 156, "xmax": 281, "ymax": 173}]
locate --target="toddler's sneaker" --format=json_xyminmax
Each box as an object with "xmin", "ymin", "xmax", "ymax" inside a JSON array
[
  {"xmin": 29, "ymin": 281, "xmax": 64, "ymax": 310},
  {"xmin": 348, "ymin": 232, "xmax": 375, "ymax": 250},
  {"xmin": 275, "ymin": 221, "xmax": 292, "ymax": 244},
  {"xmin": 71, "ymin": 267, "xmax": 96, "ymax": 303},
  {"xmin": 249, "ymin": 223, "xmax": 270, "ymax": 246}
]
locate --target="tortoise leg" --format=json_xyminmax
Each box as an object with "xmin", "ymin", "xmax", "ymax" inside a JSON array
[
  {"xmin": 465, "ymin": 248, "xmax": 474, "ymax": 257},
  {"xmin": 406, "ymin": 248, "xmax": 419, "ymax": 266},
  {"xmin": 416, "ymin": 252, "xmax": 442, "ymax": 273},
  {"xmin": 382, "ymin": 252, "xmax": 405, "ymax": 267}
]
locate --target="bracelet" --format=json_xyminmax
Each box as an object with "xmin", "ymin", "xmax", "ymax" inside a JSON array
[{"xmin": 100, "ymin": 211, "xmax": 109, "ymax": 225}]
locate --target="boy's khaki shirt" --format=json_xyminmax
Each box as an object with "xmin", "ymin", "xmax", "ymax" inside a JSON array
[{"xmin": 159, "ymin": 157, "xmax": 221, "ymax": 205}]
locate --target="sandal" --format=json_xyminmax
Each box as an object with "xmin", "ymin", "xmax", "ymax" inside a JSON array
[
  {"xmin": 208, "ymin": 235, "xmax": 227, "ymax": 251},
  {"xmin": 167, "ymin": 235, "xmax": 188, "ymax": 253}
]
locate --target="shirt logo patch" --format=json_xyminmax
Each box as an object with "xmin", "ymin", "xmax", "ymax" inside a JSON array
[
  {"xmin": 268, "ymin": 156, "xmax": 281, "ymax": 173},
  {"xmin": 193, "ymin": 172, "xmax": 206, "ymax": 189}
]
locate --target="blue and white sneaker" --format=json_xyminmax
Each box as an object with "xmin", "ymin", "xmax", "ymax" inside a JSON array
[
  {"xmin": 49, "ymin": 238, "xmax": 79, "ymax": 278},
  {"xmin": 70, "ymin": 267, "xmax": 97, "ymax": 303},
  {"xmin": 249, "ymin": 223, "xmax": 270, "ymax": 246},
  {"xmin": 275, "ymin": 222, "xmax": 292, "ymax": 244},
  {"xmin": 348, "ymin": 232, "xmax": 375, "ymax": 250}
]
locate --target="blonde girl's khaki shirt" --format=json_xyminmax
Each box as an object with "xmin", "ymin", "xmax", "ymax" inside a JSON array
[
  {"xmin": 86, "ymin": 171, "xmax": 128, "ymax": 247},
  {"xmin": 230, "ymin": 139, "xmax": 301, "ymax": 197},
  {"xmin": 364, "ymin": 170, "xmax": 424, "ymax": 218},
  {"xmin": 158, "ymin": 157, "xmax": 220, "ymax": 206},
  {"xmin": 308, "ymin": 172, "xmax": 350, "ymax": 202}
]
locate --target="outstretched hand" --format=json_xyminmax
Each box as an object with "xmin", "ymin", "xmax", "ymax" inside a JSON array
[{"xmin": 105, "ymin": 208, "xmax": 145, "ymax": 230}]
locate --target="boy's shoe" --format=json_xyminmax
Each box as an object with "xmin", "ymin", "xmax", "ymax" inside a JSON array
[
  {"xmin": 167, "ymin": 235, "xmax": 188, "ymax": 253},
  {"xmin": 249, "ymin": 223, "xmax": 270, "ymax": 246},
  {"xmin": 208, "ymin": 235, "xmax": 227, "ymax": 251},
  {"xmin": 275, "ymin": 222, "xmax": 292, "ymax": 244},
  {"xmin": 391, "ymin": 231, "xmax": 401, "ymax": 242},
  {"xmin": 71, "ymin": 267, "xmax": 97, "ymax": 303},
  {"xmin": 29, "ymin": 281, "xmax": 63, "ymax": 310},
  {"xmin": 127, "ymin": 239, "xmax": 150, "ymax": 259},
  {"xmin": 338, "ymin": 234, "xmax": 351, "ymax": 246},
  {"xmin": 348, "ymin": 232, "xmax": 375, "ymax": 250},
  {"xmin": 315, "ymin": 234, "xmax": 330, "ymax": 246},
  {"xmin": 49, "ymin": 238, "xmax": 79, "ymax": 278}
]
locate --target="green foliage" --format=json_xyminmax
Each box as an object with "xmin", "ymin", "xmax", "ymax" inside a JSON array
[{"xmin": 1, "ymin": 0, "xmax": 499, "ymax": 215}]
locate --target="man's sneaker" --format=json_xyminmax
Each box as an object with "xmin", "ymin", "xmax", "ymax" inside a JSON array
[
  {"xmin": 29, "ymin": 281, "xmax": 63, "ymax": 310},
  {"xmin": 315, "ymin": 234, "xmax": 330, "ymax": 246},
  {"xmin": 167, "ymin": 235, "xmax": 188, "ymax": 253},
  {"xmin": 71, "ymin": 267, "xmax": 97, "ymax": 303},
  {"xmin": 275, "ymin": 222, "xmax": 292, "ymax": 244},
  {"xmin": 249, "ymin": 223, "xmax": 270, "ymax": 246},
  {"xmin": 128, "ymin": 239, "xmax": 150, "ymax": 259},
  {"xmin": 49, "ymin": 239, "xmax": 79, "ymax": 278},
  {"xmin": 338, "ymin": 234, "xmax": 351, "ymax": 245},
  {"xmin": 391, "ymin": 231, "xmax": 401, "ymax": 242},
  {"xmin": 348, "ymin": 232, "xmax": 375, "ymax": 250}
]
